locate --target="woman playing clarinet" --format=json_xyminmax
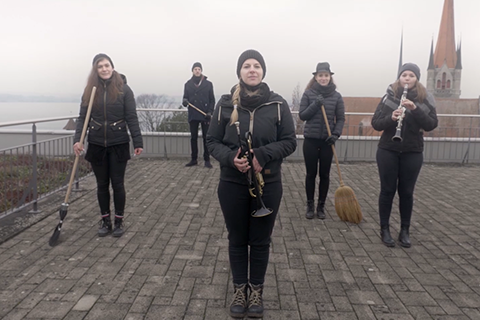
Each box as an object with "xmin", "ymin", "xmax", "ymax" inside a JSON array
[
  {"xmin": 372, "ymin": 63, "xmax": 438, "ymax": 248},
  {"xmin": 206, "ymin": 49, "xmax": 296, "ymax": 318}
]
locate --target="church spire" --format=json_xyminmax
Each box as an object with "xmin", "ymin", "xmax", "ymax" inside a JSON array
[
  {"xmin": 398, "ymin": 29, "xmax": 403, "ymax": 75},
  {"xmin": 455, "ymin": 40, "xmax": 462, "ymax": 69},
  {"xmin": 428, "ymin": 37, "xmax": 435, "ymax": 70},
  {"xmin": 433, "ymin": 0, "xmax": 457, "ymax": 68}
]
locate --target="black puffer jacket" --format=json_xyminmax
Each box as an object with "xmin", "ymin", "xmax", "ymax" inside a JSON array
[
  {"xmin": 299, "ymin": 88, "xmax": 345, "ymax": 139},
  {"xmin": 371, "ymin": 86, "xmax": 438, "ymax": 153},
  {"xmin": 206, "ymin": 92, "xmax": 297, "ymax": 185},
  {"xmin": 183, "ymin": 76, "xmax": 215, "ymax": 122},
  {"xmin": 74, "ymin": 79, "xmax": 143, "ymax": 149}
]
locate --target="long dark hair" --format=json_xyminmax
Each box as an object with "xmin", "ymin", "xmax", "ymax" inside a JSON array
[
  {"xmin": 391, "ymin": 79, "xmax": 427, "ymax": 103},
  {"xmin": 305, "ymin": 75, "xmax": 335, "ymax": 91},
  {"xmin": 81, "ymin": 58, "xmax": 124, "ymax": 107}
]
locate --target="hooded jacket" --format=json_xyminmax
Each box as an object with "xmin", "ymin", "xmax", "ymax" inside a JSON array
[
  {"xmin": 371, "ymin": 85, "xmax": 438, "ymax": 153},
  {"xmin": 74, "ymin": 76, "xmax": 143, "ymax": 149},
  {"xmin": 183, "ymin": 76, "xmax": 215, "ymax": 122},
  {"xmin": 206, "ymin": 91, "xmax": 297, "ymax": 185}
]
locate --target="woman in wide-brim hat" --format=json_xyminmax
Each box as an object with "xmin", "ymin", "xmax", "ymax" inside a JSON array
[{"xmin": 299, "ymin": 62, "xmax": 345, "ymax": 220}]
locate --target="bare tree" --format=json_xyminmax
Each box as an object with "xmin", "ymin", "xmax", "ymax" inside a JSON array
[
  {"xmin": 291, "ymin": 83, "xmax": 304, "ymax": 134},
  {"xmin": 136, "ymin": 94, "xmax": 177, "ymax": 132}
]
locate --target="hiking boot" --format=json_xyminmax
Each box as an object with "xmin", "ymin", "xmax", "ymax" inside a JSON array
[
  {"xmin": 247, "ymin": 283, "xmax": 264, "ymax": 318},
  {"xmin": 98, "ymin": 215, "xmax": 112, "ymax": 237},
  {"xmin": 185, "ymin": 159, "xmax": 198, "ymax": 167},
  {"xmin": 112, "ymin": 216, "xmax": 124, "ymax": 238},
  {"xmin": 229, "ymin": 283, "xmax": 248, "ymax": 318},
  {"xmin": 305, "ymin": 200, "xmax": 315, "ymax": 219},
  {"xmin": 380, "ymin": 225, "xmax": 395, "ymax": 247},
  {"xmin": 398, "ymin": 225, "xmax": 411, "ymax": 248},
  {"xmin": 316, "ymin": 201, "xmax": 326, "ymax": 220},
  {"xmin": 204, "ymin": 160, "xmax": 212, "ymax": 168}
]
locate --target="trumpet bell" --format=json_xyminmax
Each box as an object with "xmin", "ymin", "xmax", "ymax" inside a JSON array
[{"xmin": 251, "ymin": 206, "xmax": 273, "ymax": 218}]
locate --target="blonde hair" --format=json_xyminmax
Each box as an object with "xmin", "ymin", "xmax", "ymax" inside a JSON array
[{"xmin": 229, "ymin": 82, "xmax": 241, "ymax": 125}]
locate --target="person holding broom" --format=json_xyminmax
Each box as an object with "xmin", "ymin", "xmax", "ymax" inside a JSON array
[
  {"xmin": 182, "ymin": 62, "xmax": 216, "ymax": 168},
  {"xmin": 207, "ymin": 49, "xmax": 296, "ymax": 318},
  {"xmin": 73, "ymin": 53, "xmax": 143, "ymax": 238},
  {"xmin": 299, "ymin": 62, "xmax": 345, "ymax": 220},
  {"xmin": 371, "ymin": 63, "xmax": 438, "ymax": 248}
]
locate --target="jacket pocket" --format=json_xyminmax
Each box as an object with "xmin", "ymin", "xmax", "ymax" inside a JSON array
[
  {"xmin": 89, "ymin": 119, "xmax": 102, "ymax": 131},
  {"xmin": 109, "ymin": 119, "xmax": 126, "ymax": 132}
]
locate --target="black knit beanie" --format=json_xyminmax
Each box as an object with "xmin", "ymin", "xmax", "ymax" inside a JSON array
[
  {"xmin": 192, "ymin": 62, "xmax": 202, "ymax": 71},
  {"xmin": 236, "ymin": 49, "xmax": 266, "ymax": 79},
  {"xmin": 92, "ymin": 53, "xmax": 114, "ymax": 68},
  {"xmin": 398, "ymin": 63, "xmax": 420, "ymax": 80}
]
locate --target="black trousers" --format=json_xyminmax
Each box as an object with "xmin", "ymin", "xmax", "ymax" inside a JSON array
[
  {"xmin": 376, "ymin": 148, "xmax": 423, "ymax": 228},
  {"xmin": 218, "ymin": 180, "xmax": 282, "ymax": 285},
  {"xmin": 189, "ymin": 121, "xmax": 210, "ymax": 161},
  {"xmin": 90, "ymin": 147, "xmax": 128, "ymax": 216},
  {"xmin": 303, "ymin": 138, "xmax": 333, "ymax": 203}
]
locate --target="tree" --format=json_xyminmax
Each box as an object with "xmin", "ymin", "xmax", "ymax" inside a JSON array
[
  {"xmin": 136, "ymin": 94, "xmax": 178, "ymax": 132},
  {"xmin": 291, "ymin": 83, "xmax": 304, "ymax": 134}
]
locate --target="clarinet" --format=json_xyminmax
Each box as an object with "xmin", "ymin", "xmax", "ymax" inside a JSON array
[{"xmin": 392, "ymin": 84, "xmax": 409, "ymax": 142}]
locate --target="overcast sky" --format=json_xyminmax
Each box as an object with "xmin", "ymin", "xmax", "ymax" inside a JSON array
[{"xmin": 1, "ymin": 0, "xmax": 479, "ymax": 101}]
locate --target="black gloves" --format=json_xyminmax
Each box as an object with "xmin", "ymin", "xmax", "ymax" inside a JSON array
[
  {"xmin": 182, "ymin": 98, "xmax": 189, "ymax": 107},
  {"xmin": 325, "ymin": 135, "xmax": 338, "ymax": 145},
  {"xmin": 315, "ymin": 94, "xmax": 324, "ymax": 107},
  {"xmin": 205, "ymin": 113, "xmax": 212, "ymax": 122}
]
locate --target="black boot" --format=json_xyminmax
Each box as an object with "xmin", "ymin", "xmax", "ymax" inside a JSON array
[
  {"xmin": 398, "ymin": 225, "xmax": 411, "ymax": 248},
  {"xmin": 380, "ymin": 225, "xmax": 395, "ymax": 247},
  {"xmin": 305, "ymin": 200, "xmax": 315, "ymax": 219},
  {"xmin": 185, "ymin": 159, "xmax": 198, "ymax": 167},
  {"xmin": 316, "ymin": 201, "xmax": 326, "ymax": 220},
  {"xmin": 112, "ymin": 214, "xmax": 124, "ymax": 238},
  {"xmin": 204, "ymin": 160, "xmax": 212, "ymax": 168},
  {"xmin": 247, "ymin": 283, "xmax": 264, "ymax": 318},
  {"xmin": 229, "ymin": 283, "xmax": 248, "ymax": 318},
  {"xmin": 98, "ymin": 214, "xmax": 112, "ymax": 237}
]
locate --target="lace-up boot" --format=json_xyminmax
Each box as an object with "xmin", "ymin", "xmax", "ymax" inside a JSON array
[
  {"xmin": 247, "ymin": 283, "xmax": 264, "ymax": 318},
  {"xmin": 229, "ymin": 283, "xmax": 248, "ymax": 318}
]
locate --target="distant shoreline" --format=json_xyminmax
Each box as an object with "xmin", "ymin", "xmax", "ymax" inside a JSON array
[{"xmin": 0, "ymin": 94, "xmax": 79, "ymax": 103}]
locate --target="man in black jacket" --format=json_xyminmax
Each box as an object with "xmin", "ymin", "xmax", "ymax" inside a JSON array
[{"xmin": 182, "ymin": 62, "xmax": 215, "ymax": 168}]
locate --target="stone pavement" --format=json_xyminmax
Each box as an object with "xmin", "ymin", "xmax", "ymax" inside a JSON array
[{"xmin": 1, "ymin": 158, "xmax": 480, "ymax": 320}]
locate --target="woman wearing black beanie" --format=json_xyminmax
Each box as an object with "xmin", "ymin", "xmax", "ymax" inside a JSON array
[
  {"xmin": 372, "ymin": 63, "xmax": 438, "ymax": 248},
  {"xmin": 207, "ymin": 49, "xmax": 296, "ymax": 318},
  {"xmin": 299, "ymin": 62, "xmax": 345, "ymax": 220}
]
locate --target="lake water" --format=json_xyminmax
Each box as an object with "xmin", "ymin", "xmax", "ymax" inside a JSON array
[{"xmin": 0, "ymin": 102, "xmax": 80, "ymax": 130}]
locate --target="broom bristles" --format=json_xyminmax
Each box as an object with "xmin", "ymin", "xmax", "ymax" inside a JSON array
[{"xmin": 334, "ymin": 185, "xmax": 362, "ymax": 224}]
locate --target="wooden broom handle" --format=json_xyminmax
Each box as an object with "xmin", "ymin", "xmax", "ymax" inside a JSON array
[
  {"xmin": 321, "ymin": 105, "xmax": 344, "ymax": 187},
  {"xmin": 64, "ymin": 86, "xmax": 97, "ymax": 203},
  {"xmin": 188, "ymin": 102, "xmax": 207, "ymax": 116}
]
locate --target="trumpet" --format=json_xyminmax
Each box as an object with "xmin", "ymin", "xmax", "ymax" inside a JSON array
[
  {"xmin": 392, "ymin": 84, "xmax": 408, "ymax": 142},
  {"xmin": 234, "ymin": 122, "xmax": 273, "ymax": 218}
]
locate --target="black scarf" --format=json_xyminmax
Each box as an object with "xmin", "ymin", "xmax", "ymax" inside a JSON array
[
  {"xmin": 384, "ymin": 84, "xmax": 435, "ymax": 114},
  {"xmin": 191, "ymin": 75, "xmax": 203, "ymax": 86},
  {"xmin": 230, "ymin": 81, "xmax": 271, "ymax": 111},
  {"xmin": 311, "ymin": 81, "xmax": 336, "ymax": 97}
]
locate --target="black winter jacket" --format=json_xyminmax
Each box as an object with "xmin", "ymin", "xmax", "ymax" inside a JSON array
[
  {"xmin": 299, "ymin": 88, "xmax": 345, "ymax": 139},
  {"xmin": 371, "ymin": 87, "xmax": 438, "ymax": 153},
  {"xmin": 206, "ymin": 92, "xmax": 297, "ymax": 185},
  {"xmin": 183, "ymin": 76, "xmax": 215, "ymax": 122},
  {"xmin": 74, "ymin": 80, "xmax": 143, "ymax": 149}
]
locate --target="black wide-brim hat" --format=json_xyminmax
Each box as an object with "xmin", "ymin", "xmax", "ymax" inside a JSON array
[{"xmin": 312, "ymin": 62, "xmax": 334, "ymax": 75}]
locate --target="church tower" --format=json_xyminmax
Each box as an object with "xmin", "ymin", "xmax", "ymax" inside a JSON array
[{"xmin": 427, "ymin": 0, "xmax": 462, "ymax": 98}]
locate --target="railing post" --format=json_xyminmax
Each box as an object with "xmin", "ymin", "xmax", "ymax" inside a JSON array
[
  {"xmin": 462, "ymin": 117, "xmax": 473, "ymax": 165},
  {"xmin": 29, "ymin": 123, "xmax": 41, "ymax": 214}
]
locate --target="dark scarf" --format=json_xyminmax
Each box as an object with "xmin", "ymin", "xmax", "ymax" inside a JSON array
[
  {"xmin": 230, "ymin": 80, "xmax": 271, "ymax": 111},
  {"xmin": 383, "ymin": 84, "xmax": 435, "ymax": 114},
  {"xmin": 311, "ymin": 81, "xmax": 336, "ymax": 97},
  {"xmin": 191, "ymin": 75, "xmax": 203, "ymax": 86}
]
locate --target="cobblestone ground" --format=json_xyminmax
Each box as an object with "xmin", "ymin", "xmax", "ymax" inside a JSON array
[{"xmin": 1, "ymin": 158, "xmax": 480, "ymax": 320}]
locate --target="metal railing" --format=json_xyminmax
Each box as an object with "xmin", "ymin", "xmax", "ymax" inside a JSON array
[{"xmin": 1, "ymin": 110, "xmax": 479, "ymax": 218}]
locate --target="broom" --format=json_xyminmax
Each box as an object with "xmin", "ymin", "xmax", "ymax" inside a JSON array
[
  {"xmin": 321, "ymin": 105, "xmax": 362, "ymax": 224},
  {"xmin": 49, "ymin": 86, "xmax": 96, "ymax": 246}
]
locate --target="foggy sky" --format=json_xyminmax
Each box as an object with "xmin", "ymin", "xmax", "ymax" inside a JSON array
[{"xmin": 1, "ymin": 0, "xmax": 479, "ymax": 101}]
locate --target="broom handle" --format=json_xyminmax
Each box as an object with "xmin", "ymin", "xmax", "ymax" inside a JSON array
[
  {"xmin": 188, "ymin": 102, "xmax": 207, "ymax": 116},
  {"xmin": 321, "ymin": 105, "xmax": 345, "ymax": 187},
  {"xmin": 64, "ymin": 86, "xmax": 97, "ymax": 204}
]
